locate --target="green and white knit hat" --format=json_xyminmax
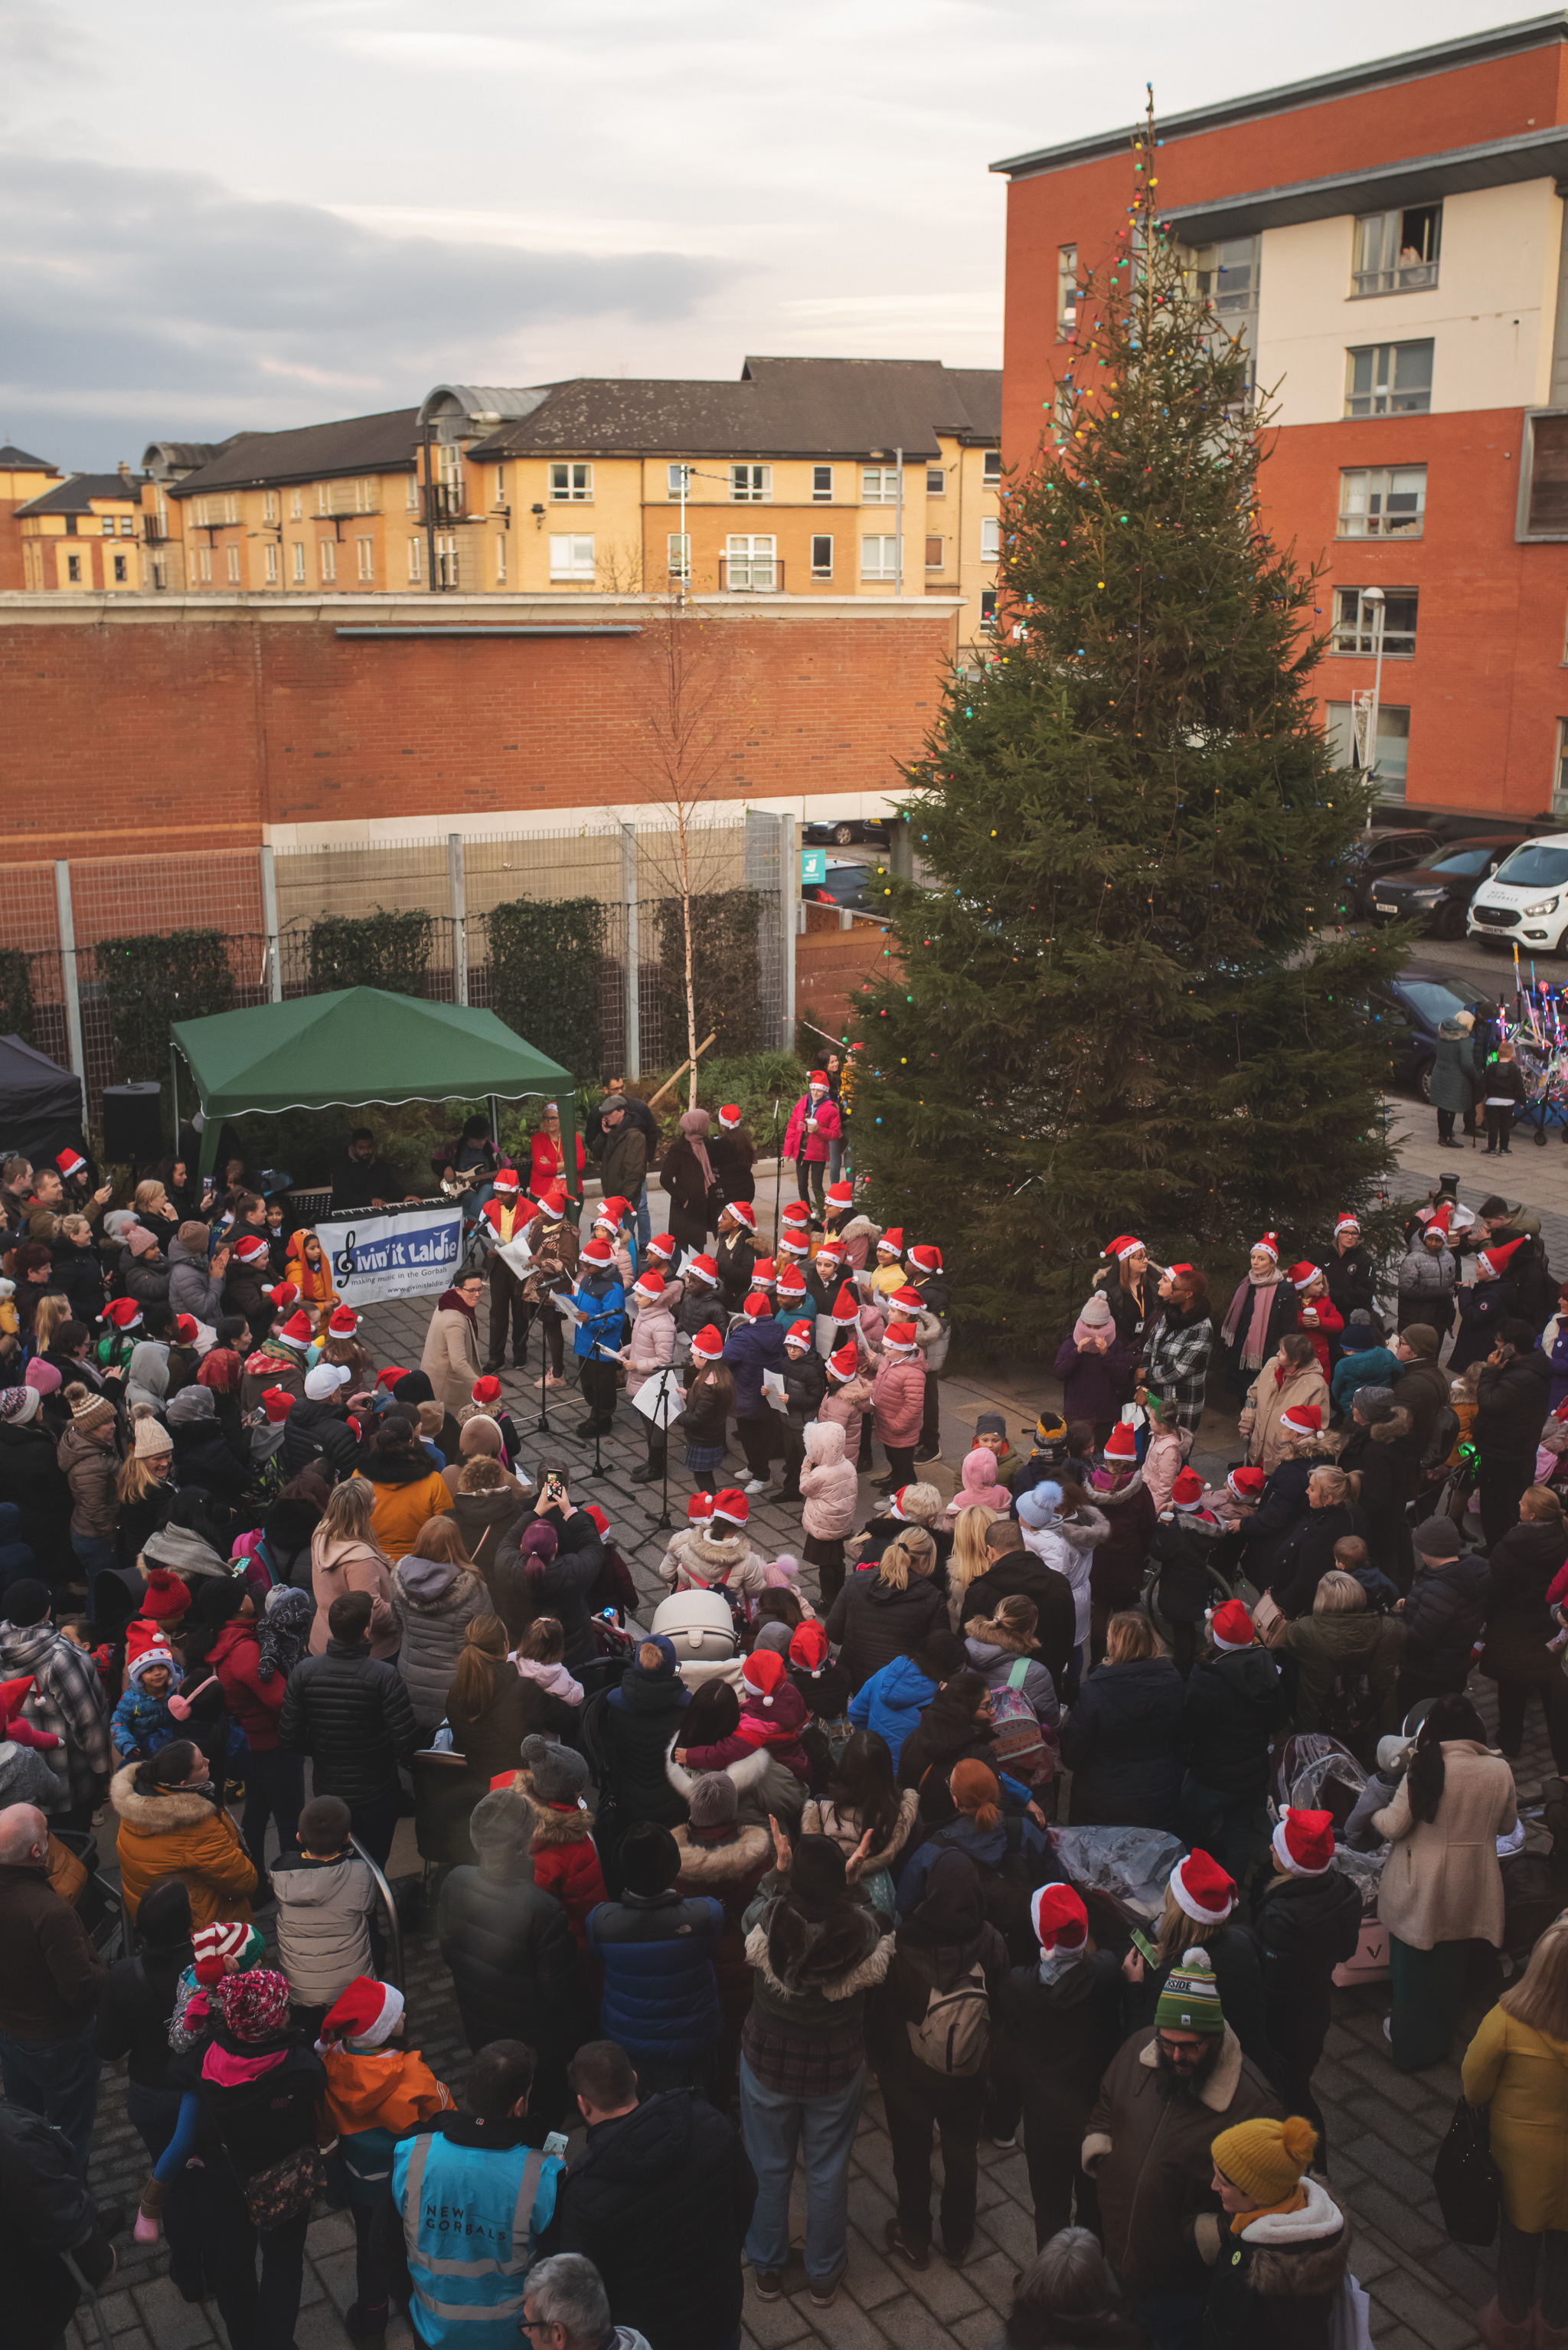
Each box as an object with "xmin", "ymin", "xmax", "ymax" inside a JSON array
[{"xmin": 1155, "ymin": 1946, "xmax": 1224, "ymax": 2036}]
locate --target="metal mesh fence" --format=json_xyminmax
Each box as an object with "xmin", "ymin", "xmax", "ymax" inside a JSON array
[{"xmin": 1, "ymin": 822, "xmax": 786, "ymax": 1123}]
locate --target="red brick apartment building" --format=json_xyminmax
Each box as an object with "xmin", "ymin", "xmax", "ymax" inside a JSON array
[{"xmin": 991, "ymin": 12, "xmax": 1568, "ymax": 822}]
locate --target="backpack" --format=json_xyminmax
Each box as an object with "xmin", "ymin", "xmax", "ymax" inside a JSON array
[
  {"xmin": 988, "ymin": 1659, "xmax": 1057, "ymax": 1785},
  {"xmin": 1324, "ymin": 1666, "xmax": 1379, "ymax": 1749},
  {"xmin": 933, "ymin": 1816, "xmax": 1041, "ymax": 1964},
  {"xmin": 906, "ymin": 1963, "xmax": 990, "ymax": 2076},
  {"xmin": 1422, "ymin": 1402, "xmax": 1460, "ymax": 1475}
]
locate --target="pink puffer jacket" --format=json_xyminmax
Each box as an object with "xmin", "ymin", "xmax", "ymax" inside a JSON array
[
  {"xmin": 820, "ymin": 1371, "xmax": 874, "ymax": 1463},
  {"xmin": 626, "ymin": 1301, "xmax": 675, "ymax": 1397},
  {"xmin": 872, "ymin": 1355, "xmax": 926, "ymax": 1446},
  {"xmin": 941, "ymin": 1446, "xmax": 1013, "ymax": 1525},
  {"xmin": 799, "ymin": 1419, "xmax": 859, "ymax": 1540}
]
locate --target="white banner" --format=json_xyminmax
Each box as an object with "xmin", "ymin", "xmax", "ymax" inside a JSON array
[{"xmin": 318, "ymin": 1207, "xmax": 464, "ymax": 1305}]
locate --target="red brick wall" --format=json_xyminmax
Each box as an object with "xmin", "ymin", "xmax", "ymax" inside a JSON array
[
  {"xmin": 796, "ymin": 918, "xmax": 901, "ymax": 1041},
  {"xmin": 0, "ymin": 603, "xmax": 959, "ymax": 859}
]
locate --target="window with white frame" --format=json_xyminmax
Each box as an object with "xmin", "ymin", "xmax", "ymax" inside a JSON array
[
  {"xmin": 811, "ymin": 534, "xmax": 833, "ymax": 577},
  {"xmin": 407, "ymin": 537, "xmax": 421, "ymax": 582},
  {"xmin": 725, "ymin": 534, "xmax": 776, "ymax": 589},
  {"xmin": 982, "ymin": 450, "xmax": 1001, "ymax": 485},
  {"xmin": 862, "ymin": 467, "xmax": 900, "ymax": 503},
  {"xmin": 1331, "ymin": 586, "xmax": 1418, "ymax": 656},
  {"xmin": 926, "ymin": 536, "xmax": 946, "ymax": 571},
  {"xmin": 436, "ymin": 444, "xmax": 463, "ymax": 489},
  {"xmin": 549, "ymin": 532, "xmax": 595, "ymax": 580},
  {"xmin": 730, "ymin": 464, "xmax": 771, "ymax": 502},
  {"xmin": 667, "ymin": 462, "xmax": 692, "ymax": 500},
  {"xmin": 320, "ymin": 541, "xmax": 336, "ymax": 583},
  {"xmin": 549, "ymin": 462, "xmax": 593, "ymax": 502},
  {"xmin": 1057, "ymin": 243, "xmax": 1078, "ymax": 339},
  {"xmin": 265, "ymin": 543, "xmax": 279, "ymax": 583},
  {"xmin": 861, "ymin": 535, "xmax": 898, "ymax": 580},
  {"xmin": 100, "ymin": 518, "xmax": 114, "ymax": 536},
  {"xmin": 263, "ymin": 491, "xmax": 279, "ymax": 525},
  {"xmin": 290, "ymin": 489, "xmax": 302, "ymax": 520},
  {"xmin": 119, "ymin": 516, "xmax": 136, "ymax": 536},
  {"xmin": 1338, "ymin": 465, "xmax": 1426, "ymax": 538},
  {"xmin": 406, "ymin": 476, "xmax": 420, "ymax": 512},
  {"xmin": 981, "ymin": 516, "xmax": 1001, "ymax": 561},
  {"xmin": 495, "ymin": 466, "xmax": 505, "ymax": 502},
  {"xmin": 1345, "ymin": 341, "xmax": 1433, "ymax": 417},
  {"xmin": 291, "ymin": 542, "xmax": 305, "ymax": 583},
  {"xmin": 494, "ymin": 535, "xmax": 506, "ymax": 584},
  {"xmin": 812, "ymin": 466, "xmax": 834, "ymax": 501},
  {"xmin": 666, "ymin": 531, "xmax": 690, "ymax": 582},
  {"xmin": 435, "ymin": 534, "xmax": 458, "ymax": 587},
  {"xmin": 227, "ymin": 546, "xmax": 241, "ymax": 583},
  {"xmin": 316, "ymin": 484, "xmax": 329, "ymax": 515},
  {"xmin": 979, "ymin": 589, "xmax": 998, "ymax": 629},
  {"xmin": 199, "ymin": 547, "xmax": 212, "ymax": 582},
  {"xmin": 926, "ymin": 467, "xmax": 946, "ymax": 497},
  {"xmin": 1325, "ymin": 698, "xmax": 1410, "ymax": 792},
  {"xmin": 357, "ymin": 537, "xmax": 374, "ymax": 581},
  {"xmin": 1353, "ymin": 203, "xmax": 1441, "ymax": 296}
]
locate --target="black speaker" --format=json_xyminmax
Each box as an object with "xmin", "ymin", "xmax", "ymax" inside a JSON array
[{"xmin": 101, "ymin": 1082, "xmax": 164, "ymax": 1168}]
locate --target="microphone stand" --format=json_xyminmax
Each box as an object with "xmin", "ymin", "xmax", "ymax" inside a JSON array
[
  {"xmin": 771, "ymin": 1094, "xmax": 782, "ymax": 1256},
  {"xmin": 583, "ymin": 1337, "xmax": 611, "ymax": 1481},
  {"xmin": 645, "ymin": 1365, "xmax": 678, "ymax": 1531}
]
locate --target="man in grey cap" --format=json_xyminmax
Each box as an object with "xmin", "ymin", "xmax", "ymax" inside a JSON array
[
  {"xmin": 593, "ymin": 1100, "xmax": 649, "ymax": 1242},
  {"xmin": 1392, "ymin": 1324, "xmax": 1449, "ymax": 1461},
  {"xmin": 1394, "ymin": 1516, "xmax": 1489, "ymax": 1714},
  {"xmin": 1339, "ymin": 1383, "xmax": 1420, "ymax": 1591}
]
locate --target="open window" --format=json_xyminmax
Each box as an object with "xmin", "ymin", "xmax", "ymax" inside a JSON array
[{"xmin": 1354, "ymin": 204, "xmax": 1441, "ymax": 296}]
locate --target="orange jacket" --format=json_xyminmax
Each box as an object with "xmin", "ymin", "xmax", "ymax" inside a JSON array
[
  {"xmin": 286, "ymin": 1229, "xmax": 339, "ymax": 1327},
  {"xmin": 110, "ymin": 1762, "xmax": 257, "ymax": 1930},
  {"xmin": 366, "ymin": 1468, "xmax": 454, "ymax": 1564},
  {"xmin": 318, "ymin": 2041, "xmax": 453, "ymax": 2141}
]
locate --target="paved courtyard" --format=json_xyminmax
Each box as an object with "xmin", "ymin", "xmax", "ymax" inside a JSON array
[{"xmin": 67, "ymin": 1180, "xmax": 1565, "ymax": 2350}]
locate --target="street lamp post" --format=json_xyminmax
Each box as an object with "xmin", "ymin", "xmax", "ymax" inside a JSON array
[{"xmin": 1362, "ymin": 584, "xmax": 1386, "ymax": 783}]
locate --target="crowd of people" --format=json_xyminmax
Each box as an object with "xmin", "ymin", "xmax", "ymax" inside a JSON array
[{"xmin": 2, "ymin": 1096, "xmax": 1568, "ymax": 2350}]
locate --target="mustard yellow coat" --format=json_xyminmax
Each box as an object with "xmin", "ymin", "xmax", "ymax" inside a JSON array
[{"xmin": 1462, "ymin": 2003, "xmax": 1568, "ymax": 2234}]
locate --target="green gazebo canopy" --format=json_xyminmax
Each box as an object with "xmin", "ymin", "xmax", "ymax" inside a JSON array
[{"xmin": 171, "ymin": 987, "xmax": 578, "ymax": 1184}]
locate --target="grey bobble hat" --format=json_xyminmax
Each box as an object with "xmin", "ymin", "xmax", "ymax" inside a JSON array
[
  {"xmin": 1354, "ymin": 1386, "xmax": 1398, "ymax": 1424},
  {"xmin": 521, "ymin": 1734, "xmax": 589, "ymax": 1805},
  {"xmin": 688, "ymin": 1772, "xmax": 740, "ymax": 1829}
]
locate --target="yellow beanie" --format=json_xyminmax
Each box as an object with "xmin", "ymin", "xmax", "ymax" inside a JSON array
[{"xmin": 1210, "ymin": 2115, "xmax": 1318, "ymax": 2204}]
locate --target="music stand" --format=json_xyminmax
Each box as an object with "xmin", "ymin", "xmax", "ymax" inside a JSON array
[{"xmin": 640, "ymin": 1365, "xmax": 684, "ymax": 1531}]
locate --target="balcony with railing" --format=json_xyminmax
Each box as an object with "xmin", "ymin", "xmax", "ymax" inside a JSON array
[{"xmin": 423, "ymin": 482, "xmax": 466, "ymax": 524}]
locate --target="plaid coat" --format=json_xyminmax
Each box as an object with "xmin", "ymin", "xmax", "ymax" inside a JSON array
[
  {"xmin": 1144, "ymin": 1306, "xmax": 1215, "ymax": 1433},
  {"xmin": 0, "ymin": 1619, "xmax": 113, "ymax": 1809}
]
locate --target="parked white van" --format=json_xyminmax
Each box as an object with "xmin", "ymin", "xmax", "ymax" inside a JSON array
[{"xmin": 1466, "ymin": 834, "xmax": 1568, "ymax": 954}]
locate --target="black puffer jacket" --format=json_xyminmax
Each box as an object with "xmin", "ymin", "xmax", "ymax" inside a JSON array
[
  {"xmin": 90, "ymin": 1882, "xmax": 191, "ymax": 2088},
  {"xmin": 825, "ymin": 1567, "xmax": 947, "ymax": 1690},
  {"xmin": 277, "ymin": 1635, "xmax": 420, "ymax": 1803},
  {"xmin": 1398, "ymin": 1551, "xmax": 1490, "ymax": 1696},
  {"xmin": 1338, "ymin": 1415, "xmax": 1419, "ymax": 1585},
  {"xmin": 1269, "ymin": 1501, "xmax": 1371, "ymax": 1622},
  {"xmin": 959, "ymin": 1553, "xmax": 1076, "ymax": 1689},
  {"xmin": 1058, "ymin": 1656, "xmax": 1184, "ymax": 1831},
  {"xmin": 1180, "ymin": 1647, "xmax": 1289, "ymax": 1799},
  {"xmin": 1322, "ymin": 1244, "xmax": 1378, "ymax": 1332},
  {"xmin": 995, "ymin": 1946, "xmax": 1125, "ymax": 2134},
  {"xmin": 0, "ymin": 2097, "xmax": 116, "ymax": 2348},
  {"xmin": 0, "ymin": 1420, "xmax": 75, "ymax": 1581},
  {"xmin": 1480, "ymin": 1518, "xmax": 1568, "ymax": 1685},
  {"xmin": 1477, "ymin": 1345, "xmax": 1553, "ymax": 1460},
  {"xmin": 169, "ymin": 1421, "xmax": 250, "ymax": 1510},
  {"xmin": 118, "ymin": 1247, "xmax": 172, "ymax": 1308},
  {"xmin": 281, "ymin": 1397, "xmax": 360, "ymax": 1484},
  {"xmin": 1252, "ymin": 1864, "xmax": 1364, "ymax": 2074},
  {"xmin": 600, "ymin": 1663, "xmax": 691, "ymax": 1828},
  {"xmin": 436, "ymin": 1857, "xmax": 583, "ymax": 2054},
  {"xmin": 1235, "ymin": 1458, "xmax": 1316, "ymax": 1591},
  {"xmin": 551, "ymin": 2087, "xmax": 757, "ymax": 2350}
]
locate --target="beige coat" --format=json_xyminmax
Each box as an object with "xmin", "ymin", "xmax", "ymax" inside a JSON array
[
  {"xmin": 1373, "ymin": 1738, "xmax": 1517, "ymax": 1950},
  {"xmin": 1238, "ymin": 1355, "xmax": 1334, "ymax": 1476},
  {"xmin": 308, "ymin": 1527, "xmax": 401, "ymax": 1661},
  {"xmin": 420, "ymin": 1300, "xmax": 482, "ymax": 1415}
]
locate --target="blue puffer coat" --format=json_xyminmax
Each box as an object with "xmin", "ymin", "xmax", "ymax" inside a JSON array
[
  {"xmin": 847, "ymin": 1654, "xmax": 938, "ymax": 1770},
  {"xmin": 571, "ymin": 1269, "xmax": 624, "ymax": 1363},
  {"xmin": 587, "ymin": 1888, "xmax": 724, "ymax": 2064},
  {"xmin": 722, "ymin": 1316, "xmax": 786, "ymax": 1418}
]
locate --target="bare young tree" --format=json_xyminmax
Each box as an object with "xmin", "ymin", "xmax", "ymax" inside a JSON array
[{"xmin": 617, "ymin": 592, "xmax": 748, "ymax": 1108}]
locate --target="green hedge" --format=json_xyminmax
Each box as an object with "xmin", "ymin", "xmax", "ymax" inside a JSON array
[
  {"xmin": 655, "ymin": 887, "xmax": 763, "ymax": 1061},
  {"xmin": 487, "ymin": 896, "xmax": 605, "ymax": 1077},
  {"xmin": 0, "ymin": 948, "xmax": 37, "ymax": 1047},
  {"xmin": 307, "ymin": 907, "xmax": 433, "ymax": 997},
  {"xmin": 96, "ymin": 930, "xmax": 235, "ymax": 1081}
]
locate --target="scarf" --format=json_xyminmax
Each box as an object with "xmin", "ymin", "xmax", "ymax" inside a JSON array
[
  {"xmin": 439, "ymin": 1288, "xmax": 477, "ymax": 1322},
  {"xmin": 1230, "ymin": 2183, "xmax": 1308, "ymax": 2236},
  {"xmin": 1037, "ymin": 1943, "xmax": 1086, "ymax": 1986},
  {"xmin": 679, "ymin": 1110, "xmax": 716, "ymax": 1192},
  {"xmin": 1222, "ymin": 1273, "xmax": 1281, "ymax": 1371}
]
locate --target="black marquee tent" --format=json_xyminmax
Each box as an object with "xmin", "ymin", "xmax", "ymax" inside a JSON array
[{"xmin": 0, "ymin": 1034, "xmax": 86, "ymax": 1169}]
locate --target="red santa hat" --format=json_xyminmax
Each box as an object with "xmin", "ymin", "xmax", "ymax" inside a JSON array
[
  {"xmin": 1031, "ymin": 1883, "xmax": 1089, "ymax": 1952},
  {"xmin": 536, "ymin": 1185, "xmax": 567, "ymax": 1218},
  {"xmin": 1210, "ymin": 1599, "xmax": 1256, "ymax": 1652},
  {"xmin": 55, "ymin": 1147, "xmax": 87, "ymax": 1178},
  {"xmin": 831, "ymin": 1283, "xmax": 861, "ymax": 1325},
  {"xmin": 1426, "ymin": 1202, "xmax": 1452, "ymax": 1240},
  {"xmin": 233, "ymin": 1235, "xmax": 270, "ymax": 1267},
  {"xmin": 724, "ymin": 1200, "xmax": 756, "ymax": 1232},
  {"xmin": 883, "ymin": 1321, "xmax": 919, "ymax": 1354},
  {"xmin": 276, "ymin": 1311, "xmax": 315, "ymax": 1348},
  {"xmin": 711, "ymin": 1486, "xmax": 750, "ymax": 1527},
  {"xmin": 876, "ymin": 1228, "xmax": 904, "ymax": 1257},
  {"xmin": 887, "ymin": 1486, "xmax": 920, "ymax": 1521},
  {"xmin": 1101, "ymin": 1234, "xmax": 1144, "ymax": 1261},
  {"xmin": 492, "ymin": 1167, "xmax": 521, "ymax": 1194},
  {"xmin": 1278, "ymin": 1403, "xmax": 1322, "ymax": 1438},
  {"xmin": 174, "ymin": 1315, "xmax": 199, "ymax": 1344},
  {"xmin": 784, "ymin": 1319, "xmax": 815, "ymax": 1347},
  {"xmin": 581, "ymin": 1504, "xmax": 609, "ymax": 1536},
  {"xmin": 1333, "ymin": 1212, "xmax": 1361, "ymax": 1237},
  {"xmin": 266, "ymin": 1282, "xmax": 301, "ymax": 1309},
  {"xmin": 1102, "ymin": 1422, "xmax": 1138, "ymax": 1462},
  {"xmin": 1169, "ymin": 1848, "xmax": 1237, "ymax": 1923},
  {"xmin": 580, "ymin": 1237, "xmax": 615, "ymax": 1267},
  {"xmin": 887, "ymin": 1284, "xmax": 924, "ymax": 1313},
  {"xmin": 814, "ymin": 1237, "xmax": 846, "ymax": 1265},
  {"xmin": 779, "ymin": 1232, "xmax": 812, "ymax": 1258},
  {"xmin": 646, "ymin": 1232, "xmax": 678, "ymax": 1263},
  {"xmin": 908, "ymin": 1244, "xmax": 942, "ymax": 1275},
  {"xmin": 717, "ymin": 1104, "xmax": 741, "ymax": 1129},
  {"xmin": 632, "ymin": 1274, "xmax": 665, "ymax": 1306},
  {"xmin": 595, "ymin": 1196, "xmax": 631, "ymax": 1229},
  {"xmin": 375, "ymin": 1366, "xmax": 410, "ymax": 1390},
  {"xmin": 741, "ymin": 1291, "xmax": 772, "ymax": 1322},
  {"xmin": 790, "ymin": 1620, "xmax": 829, "ymax": 1677},
  {"xmin": 1253, "ymin": 1231, "xmax": 1280, "ymax": 1263},
  {"xmin": 807, "ymin": 1069, "xmax": 830, "ymax": 1090},
  {"xmin": 101, "ymin": 1298, "xmax": 142, "ymax": 1332},
  {"xmin": 781, "ymin": 1201, "xmax": 813, "ymax": 1229},
  {"xmin": 750, "ymin": 1258, "xmax": 777, "ymax": 1288},
  {"xmin": 328, "ymin": 1305, "xmax": 358, "ymax": 1335},
  {"xmin": 261, "ymin": 1387, "xmax": 295, "ymax": 1423},
  {"xmin": 1170, "ymin": 1467, "xmax": 1205, "ymax": 1512},
  {"xmin": 1272, "ymin": 1806, "xmax": 1336, "ymax": 1878},
  {"xmin": 1478, "ymin": 1237, "xmax": 1527, "ymax": 1280},
  {"xmin": 742, "ymin": 1649, "xmax": 787, "ymax": 1708},
  {"xmin": 322, "ymin": 1974, "xmax": 406, "ymax": 2048},
  {"xmin": 686, "ymin": 1490, "xmax": 714, "ymax": 1525},
  {"xmin": 472, "ymin": 1375, "xmax": 503, "ymax": 1407},
  {"xmin": 776, "ymin": 1267, "xmax": 808, "ymax": 1298},
  {"xmin": 1287, "ymin": 1262, "xmax": 1323, "ymax": 1293},
  {"xmin": 1226, "ymin": 1466, "xmax": 1266, "ymax": 1503},
  {"xmin": 690, "ymin": 1325, "xmax": 724, "ymax": 1363},
  {"xmin": 827, "ymin": 1342, "xmax": 858, "ymax": 1382},
  {"xmin": 686, "ymin": 1254, "xmax": 719, "ymax": 1287},
  {"xmin": 825, "ymin": 1182, "xmax": 854, "ymax": 1211}
]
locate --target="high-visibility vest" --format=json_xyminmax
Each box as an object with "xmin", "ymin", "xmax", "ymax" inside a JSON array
[{"xmin": 392, "ymin": 2131, "xmax": 560, "ymax": 2350}]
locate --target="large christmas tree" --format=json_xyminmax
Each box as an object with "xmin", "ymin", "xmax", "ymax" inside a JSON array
[{"xmin": 851, "ymin": 111, "xmax": 1402, "ymax": 1345}]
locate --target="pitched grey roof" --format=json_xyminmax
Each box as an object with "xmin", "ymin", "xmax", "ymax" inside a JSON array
[
  {"xmin": 466, "ymin": 357, "xmax": 1001, "ymax": 462},
  {"xmin": 0, "ymin": 445, "xmax": 58, "ymax": 473},
  {"xmin": 14, "ymin": 472, "xmax": 145, "ymax": 517},
  {"xmin": 167, "ymin": 408, "xmax": 419, "ymax": 497}
]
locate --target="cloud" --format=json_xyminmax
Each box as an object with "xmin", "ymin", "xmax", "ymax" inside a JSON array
[{"xmin": 0, "ymin": 153, "xmax": 732, "ymax": 462}]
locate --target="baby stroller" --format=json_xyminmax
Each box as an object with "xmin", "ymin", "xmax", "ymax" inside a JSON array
[{"xmin": 1272, "ymin": 1733, "xmax": 1390, "ymax": 1985}]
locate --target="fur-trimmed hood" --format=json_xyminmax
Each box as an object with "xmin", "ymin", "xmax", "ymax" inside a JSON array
[
  {"xmin": 665, "ymin": 1743, "xmax": 773, "ymax": 1800},
  {"xmin": 684, "ymin": 1528, "xmax": 759, "ymax": 1577},
  {"xmin": 111, "ymin": 1760, "xmax": 222, "ymax": 1834},
  {"xmin": 671, "ymin": 1822, "xmax": 771, "ymax": 1883},
  {"xmin": 745, "ymin": 1904, "xmax": 893, "ymax": 2001},
  {"xmin": 1233, "ymin": 2177, "xmax": 1349, "ymax": 2299},
  {"xmin": 1090, "ymin": 1467, "xmax": 1147, "ymax": 1511},
  {"xmin": 834, "ymin": 1214, "xmax": 882, "ymax": 1249},
  {"xmin": 802, "ymin": 1787, "xmax": 919, "ymax": 1879},
  {"xmin": 528, "ymin": 1796, "xmax": 596, "ymax": 1846},
  {"xmin": 1369, "ymin": 1407, "xmax": 1414, "ymax": 1446}
]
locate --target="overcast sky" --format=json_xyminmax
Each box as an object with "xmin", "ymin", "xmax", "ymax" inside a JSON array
[{"xmin": 1, "ymin": 0, "xmax": 1511, "ymax": 470}]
